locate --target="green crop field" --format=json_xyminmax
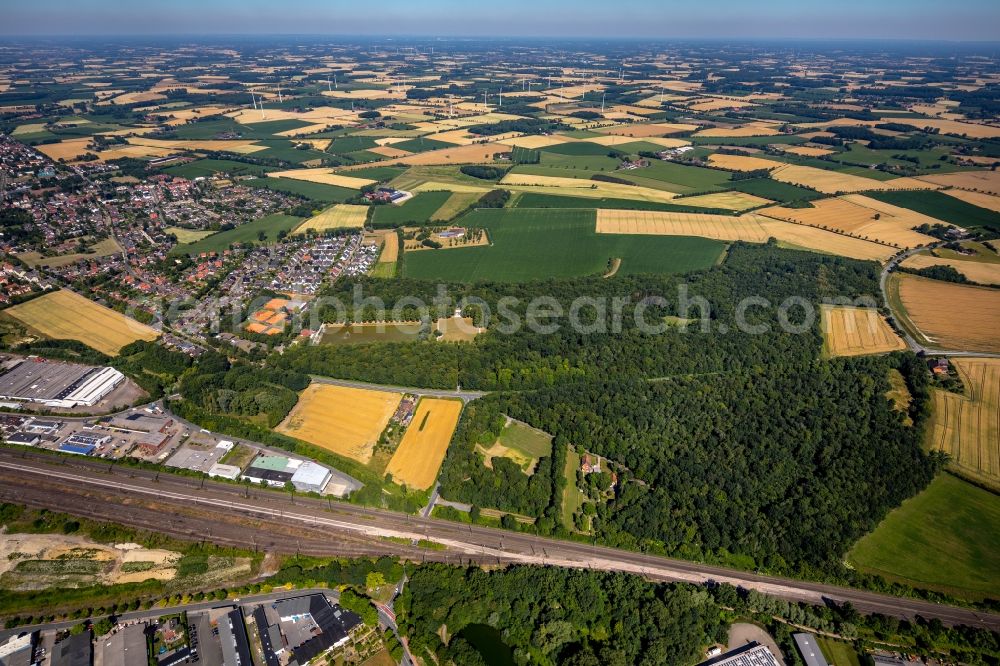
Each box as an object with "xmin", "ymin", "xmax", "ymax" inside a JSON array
[
  {"xmin": 542, "ymin": 142, "xmax": 615, "ymax": 156},
  {"xmin": 162, "ymin": 158, "xmax": 273, "ymax": 179},
  {"xmin": 325, "ymin": 135, "xmax": 380, "ymax": 155},
  {"xmin": 171, "ymin": 118, "xmax": 313, "ymax": 140},
  {"xmin": 392, "ymin": 137, "xmax": 454, "ymax": 153},
  {"xmin": 847, "ymin": 473, "xmax": 1000, "ymax": 599},
  {"xmin": 727, "ymin": 177, "xmax": 822, "ymax": 203},
  {"xmin": 510, "ymin": 192, "xmax": 731, "ymax": 214},
  {"xmin": 171, "ymin": 213, "xmax": 303, "ymax": 255},
  {"xmin": 402, "ymin": 208, "xmax": 725, "ymax": 282},
  {"xmin": 371, "ymin": 191, "xmax": 452, "ymax": 226},
  {"xmin": 616, "ymin": 160, "xmax": 733, "ymax": 192},
  {"xmin": 865, "ymin": 189, "xmax": 1000, "ymax": 233},
  {"xmin": 497, "ymin": 420, "xmax": 553, "ymax": 460},
  {"xmin": 244, "ymin": 177, "xmax": 356, "ymax": 202},
  {"xmin": 252, "ymin": 140, "xmax": 328, "ymax": 163}
]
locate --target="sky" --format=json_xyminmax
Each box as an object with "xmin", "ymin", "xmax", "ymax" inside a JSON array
[{"xmin": 3, "ymin": 0, "xmax": 1000, "ymax": 41}]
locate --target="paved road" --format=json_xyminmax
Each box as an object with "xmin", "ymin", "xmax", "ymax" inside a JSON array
[
  {"xmin": 309, "ymin": 375, "xmax": 486, "ymax": 402},
  {"xmin": 2, "ymin": 450, "xmax": 998, "ymax": 632}
]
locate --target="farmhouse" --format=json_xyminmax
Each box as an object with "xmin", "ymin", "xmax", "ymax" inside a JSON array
[{"xmin": 0, "ymin": 359, "xmax": 125, "ymax": 409}]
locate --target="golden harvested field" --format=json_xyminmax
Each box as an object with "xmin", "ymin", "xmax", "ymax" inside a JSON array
[
  {"xmin": 941, "ymin": 189, "xmax": 1000, "ymax": 212},
  {"xmin": 769, "ymin": 164, "xmax": 936, "ymax": 194},
  {"xmin": 896, "ymin": 273, "xmax": 1000, "ymax": 353},
  {"xmin": 350, "ymin": 142, "xmax": 511, "ymax": 168},
  {"xmin": 759, "ymin": 220, "xmax": 896, "ymax": 261},
  {"xmin": 676, "ymin": 191, "xmax": 773, "ymax": 211},
  {"xmin": 928, "ymin": 358, "xmax": 1000, "ymax": 490},
  {"xmin": 760, "ymin": 195, "xmax": 941, "ymax": 248},
  {"xmin": 5, "ymin": 289, "xmax": 158, "ymax": 356},
  {"xmin": 501, "ymin": 173, "xmax": 679, "ymax": 203},
  {"xmin": 267, "ymin": 169, "xmax": 375, "ymax": 189},
  {"xmin": 386, "ymin": 398, "xmax": 463, "ymax": 490},
  {"xmin": 107, "ymin": 91, "xmax": 166, "ymax": 105},
  {"xmin": 596, "ymin": 210, "xmax": 771, "ymax": 241},
  {"xmin": 707, "ymin": 153, "xmax": 782, "ymax": 172},
  {"xmin": 694, "ymin": 122, "xmax": 780, "ymax": 137},
  {"xmin": 294, "ymin": 204, "xmax": 368, "ymax": 234},
  {"xmin": 322, "ymin": 88, "xmax": 401, "ymax": 100},
  {"xmin": 595, "ymin": 122, "xmax": 700, "ymax": 137},
  {"xmin": 915, "ymin": 170, "xmax": 1000, "ymax": 196},
  {"xmin": 276, "ymin": 383, "xmax": 402, "ymax": 464},
  {"xmin": 782, "ymin": 146, "xmax": 836, "ymax": 157},
  {"xmin": 687, "ymin": 97, "xmax": 759, "ymax": 112},
  {"xmin": 503, "ymin": 134, "xmax": 572, "ymax": 149},
  {"xmin": 901, "ymin": 253, "xmax": 1000, "ymax": 286},
  {"xmin": 377, "ymin": 230, "xmax": 399, "ymax": 263},
  {"xmin": 820, "ymin": 305, "xmax": 906, "ymax": 357},
  {"xmin": 126, "ymin": 137, "xmax": 266, "ymax": 154},
  {"xmin": 35, "ymin": 139, "xmax": 93, "ymax": 161},
  {"xmin": 584, "ymin": 135, "xmax": 689, "ymax": 149},
  {"xmin": 368, "ymin": 145, "xmax": 413, "ymax": 158},
  {"xmin": 882, "ymin": 118, "xmax": 1000, "ymax": 139}
]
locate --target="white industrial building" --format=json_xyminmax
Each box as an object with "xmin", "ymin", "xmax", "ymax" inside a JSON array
[
  {"xmin": 291, "ymin": 461, "xmax": 333, "ymax": 494},
  {"xmin": 0, "ymin": 359, "xmax": 125, "ymax": 409}
]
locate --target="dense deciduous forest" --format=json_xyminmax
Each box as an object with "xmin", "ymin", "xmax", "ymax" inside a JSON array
[{"xmin": 398, "ymin": 565, "xmax": 722, "ymax": 666}]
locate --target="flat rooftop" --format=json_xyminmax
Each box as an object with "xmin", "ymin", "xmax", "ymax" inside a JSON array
[{"xmin": 0, "ymin": 359, "xmax": 99, "ymax": 402}]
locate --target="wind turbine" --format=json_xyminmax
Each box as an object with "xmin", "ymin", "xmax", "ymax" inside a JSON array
[
  {"xmin": 483, "ymin": 90, "xmax": 488, "ymax": 109},
  {"xmin": 498, "ymin": 88, "xmax": 502, "ymax": 108},
  {"xmin": 277, "ymin": 86, "xmax": 283, "ymax": 104},
  {"xmin": 601, "ymin": 92, "xmax": 606, "ymax": 113}
]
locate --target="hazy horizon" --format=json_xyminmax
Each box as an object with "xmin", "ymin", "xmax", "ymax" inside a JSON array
[{"xmin": 4, "ymin": 0, "xmax": 1000, "ymax": 41}]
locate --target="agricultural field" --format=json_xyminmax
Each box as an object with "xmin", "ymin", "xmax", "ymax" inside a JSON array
[
  {"xmin": 820, "ymin": 305, "xmax": 906, "ymax": 357},
  {"xmin": 371, "ymin": 191, "xmax": 452, "ymax": 226},
  {"xmin": 500, "ymin": 173, "xmax": 681, "ymax": 203},
  {"xmin": 673, "ymin": 191, "xmax": 773, "ymax": 211},
  {"xmin": 707, "ymin": 154, "xmax": 782, "ymax": 172},
  {"xmin": 848, "ymin": 473, "xmax": 1000, "ymax": 599},
  {"xmin": 276, "ymin": 383, "xmax": 402, "ymax": 464},
  {"xmin": 901, "ymin": 252, "xmax": 1000, "ymax": 286},
  {"xmin": 403, "ymin": 208, "xmax": 725, "ymax": 282},
  {"xmin": 294, "ymin": 204, "xmax": 368, "ymax": 233},
  {"xmin": 561, "ymin": 446, "xmax": 585, "ymax": 531},
  {"xmin": 891, "ymin": 273, "xmax": 1000, "ymax": 353},
  {"xmin": 760, "ymin": 195, "xmax": 941, "ymax": 248},
  {"xmin": 386, "ymin": 398, "xmax": 463, "ymax": 490},
  {"xmin": 727, "ymin": 177, "xmax": 823, "ymax": 204},
  {"xmin": 594, "ymin": 209, "xmax": 895, "ymax": 261},
  {"xmin": 595, "ymin": 210, "xmax": 772, "ymax": 242},
  {"xmin": 865, "ymin": 189, "xmax": 1000, "ymax": 234},
  {"xmin": 171, "ymin": 213, "xmax": 303, "ymax": 255},
  {"xmin": 4, "ymin": 289, "xmax": 158, "ymax": 356},
  {"xmin": 769, "ymin": 163, "xmax": 933, "ymax": 194},
  {"xmin": 161, "ymin": 158, "xmax": 273, "ymax": 179},
  {"xmin": 432, "ymin": 192, "xmax": 482, "ymax": 220},
  {"xmin": 942, "ymin": 189, "xmax": 1000, "ymax": 213},
  {"xmin": 267, "ymin": 168, "xmax": 375, "ymax": 189},
  {"xmin": 928, "ymin": 358, "xmax": 1000, "ymax": 490},
  {"xmin": 476, "ymin": 418, "xmax": 553, "ymax": 475}
]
